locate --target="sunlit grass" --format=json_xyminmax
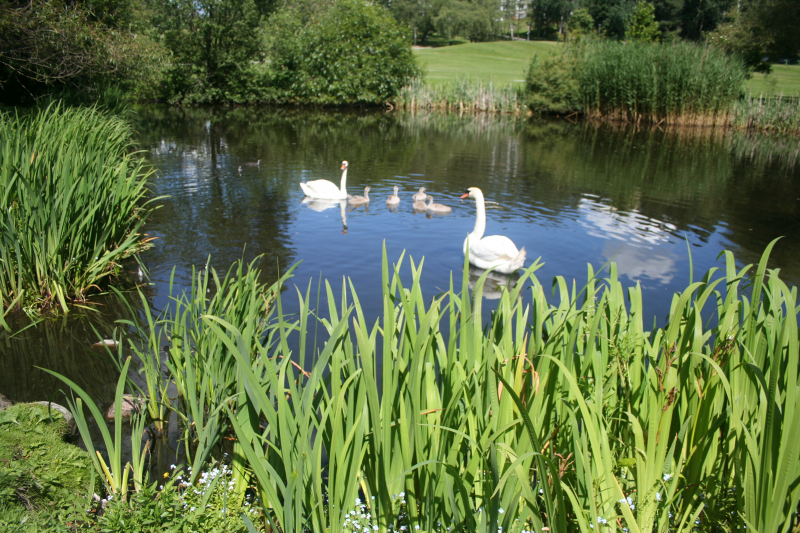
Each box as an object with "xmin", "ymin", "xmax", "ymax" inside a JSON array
[
  {"xmin": 744, "ymin": 64, "xmax": 800, "ymax": 96},
  {"xmin": 413, "ymin": 41, "xmax": 558, "ymax": 86}
]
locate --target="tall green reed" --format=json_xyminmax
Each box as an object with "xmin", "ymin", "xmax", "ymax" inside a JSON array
[
  {"xmin": 61, "ymin": 241, "xmax": 799, "ymax": 532},
  {"xmin": 396, "ymin": 78, "xmax": 527, "ymax": 114},
  {"xmin": 731, "ymin": 94, "xmax": 800, "ymax": 133},
  {"xmin": 0, "ymin": 102, "xmax": 158, "ymax": 314},
  {"xmin": 526, "ymin": 40, "xmax": 746, "ymax": 125}
]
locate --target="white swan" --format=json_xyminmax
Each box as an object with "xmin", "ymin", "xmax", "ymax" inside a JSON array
[
  {"xmin": 461, "ymin": 187, "xmax": 526, "ymax": 274},
  {"xmin": 349, "ymin": 186, "xmax": 370, "ymax": 206},
  {"xmin": 300, "ymin": 161, "xmax": 349, "ymax": 199},
  {"xmin": 412, "ymin": 187, "xmax": 427, "ymax": 202},
  {"xmin": 426, "ymin": 196, "xmax": 451, "ymax": 214},
  {"xmin": 386, "ymin": 185, "xmax": 400, "ymax": 205}
]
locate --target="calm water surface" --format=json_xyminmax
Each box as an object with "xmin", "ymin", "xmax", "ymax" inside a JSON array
[{"xmin": 2, "ymin": 106, "xmax": 799, "ymax": 408}]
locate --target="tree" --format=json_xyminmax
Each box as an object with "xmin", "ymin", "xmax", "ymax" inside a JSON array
[
  {"xmin": 269, "ymin": 0, "xmax": 420, "ymax": 104},
  {"xmin": 0, "ymin": 0, "xmax": 167, "ymax": 105},
  {"xmin": 708, "ymin": 0, "xmax": 800, "ymax": 70},
  {"xmin": 433, "ymin": 0, "xmax": 499, "ymax": 42},
  {"xmin": 527, "ymin": 0, "xmax": 571, "ymax": 39},
  {"xmin": 390, "ymin": 0, "xmax": 439, "ymax": 45},
  {"xmin": 566, "ymin": 8, "xmax": 596, "ymax": 39},
  {"xmin": 604, "ymin": 0, "xmax": 634, "ymax": 39},
  {"xmin": 157, "ymin": 0, "xmax": 264, "ymax": 103},
  {"xmin": 679, "ymin": 0, "xmax": 733, "ymax": 40},
  {"xmin": 626, "ymin": 1, "xmax": 660, "ymax": 41}
]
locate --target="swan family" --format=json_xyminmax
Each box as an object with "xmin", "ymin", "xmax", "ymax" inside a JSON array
[{"xmin": 298, "ymin": 161, "xmax": 527, "ymax": 274}]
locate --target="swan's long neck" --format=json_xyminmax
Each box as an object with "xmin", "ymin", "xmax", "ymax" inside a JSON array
[
  {"xmin": 340, "ymin": 168, "xmax": 348, "ymax": 192},
  {"xmin": 470, "ymin": 191, "xmax": 486, "ymax": 240},
  {"xmin": 364, "ymin": 188, "xmax": 369, "ymax": 200}
]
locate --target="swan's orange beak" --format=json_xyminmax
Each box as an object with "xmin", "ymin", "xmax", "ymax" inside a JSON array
[
  {"xmin": 341, "ymin": 163, "xmax": 347, "ymax": 170},
  {"xmin": 460, "ymin": 192, "xmax": 470, "ymax": 199}
]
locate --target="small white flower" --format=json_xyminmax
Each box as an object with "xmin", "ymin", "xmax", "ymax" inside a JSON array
[
  {"xmin": 170, "ymin": 464, "xmax": 176, "ymax": 469},
  {"xmin": 415, "ymin": 526, "xmax": 420, "ymax": 531},
  {"xmin": 499, "ymin": 508, "xmax": 504, "ymax": 514},
  {"xmin": 663, "ymin": 473, "xmax": 672, "ymax": 481},
  {"xmin": 656, "ymin": 492, "xmax": 661, "ymax": 502}
]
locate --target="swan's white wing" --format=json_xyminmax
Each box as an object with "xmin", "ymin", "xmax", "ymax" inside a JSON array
[
  {"xmin": 468, "ymin": 235, "xmax": 520, "ymax": 263},
  {"xmin": 301, "ymin": 179, "xmax": 344, "ymax": 199}
]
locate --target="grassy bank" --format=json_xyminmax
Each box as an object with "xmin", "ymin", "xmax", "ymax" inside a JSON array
[
  {"xmin": 745, "ymin": 63, "xmax": 800, "ymax": 95},
  {"xmin": 42, "ymin": 240, "xmax": 800, "ymax": 533},
  {"xmin": 413, "ymin": 41, "xmax": 557, "ymax": 86},
  {"xmin": 0, "ymin": 104, "xmax": 157, "ymax": 315}
]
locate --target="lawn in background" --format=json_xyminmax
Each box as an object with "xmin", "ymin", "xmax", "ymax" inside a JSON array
[
  {"xmin": 745, "ymin": 64, "xmax": 800, "ymax": 95},
  {"xmin": 413, "ymin": 40, "xmax": 558, "ymax": 86},
  {"xmin": 415, "ymin": 42, "xmax": 800, "ymax": 95}
]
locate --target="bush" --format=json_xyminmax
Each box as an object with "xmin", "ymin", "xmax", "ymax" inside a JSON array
[
  {"xmin": 525, "ymin": 52, "xmax": 582, "ymax": 115},
  {"xmin": 0, "ymin": 0, "xmax": 169, "ymax": 106},
  {"xmin": 269, "ymin": 0, "xmax": 420, "ymax": 105}
]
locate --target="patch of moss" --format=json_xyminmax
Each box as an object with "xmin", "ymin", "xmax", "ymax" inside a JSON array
[{"xmin": 0, "ymin": 403, "xmax": 93, "ymax": 513}]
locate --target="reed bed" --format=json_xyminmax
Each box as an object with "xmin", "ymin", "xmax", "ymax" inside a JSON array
[
  {"xmin": 396, "ymin": 78, "xmax": 527, "ymax": 114},
  {"xmin": 56, "ymin": 242, "xmax": 800, "ymax": 532},
  {"xmin": 731, "ymin": 94, "xmax": 800, "ymax": 133},
  {"xmin": 0, "ymin": 103, "xmax": 158, "ymax": 314},
  {"xmin": 526, "ymin": 40, "xmax": 746, "ymax": 126}
]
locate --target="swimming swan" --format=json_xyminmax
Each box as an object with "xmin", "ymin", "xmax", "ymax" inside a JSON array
[
  {"xmin": 386, "ymin": 185, "xmax": 400, "ymax": 205},
  {"xmin": 300, "ymin": 161, "xmax": 349, "ymax": 200},
  {"xmin": 426, "ymin": 196, "xmax": 451, "ymax": 214},
  {"xmin": 349, "ymin": 186, "xmax": 370, "ymax": 206},
  {"xmin": 461, "ymin": 187, "xmax": 525, "ymax": 274}
]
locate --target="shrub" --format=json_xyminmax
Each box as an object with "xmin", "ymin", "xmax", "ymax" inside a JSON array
[
  {"xmin": 269, "ymin": 0, "xmax": 420, "ymax": 105},
  {"xmin": 525, "ymin": 51, "xmax": 582, "ymax": 115},
  {"xmin": 0, "ymin": 0, "xmax": 169, "ymax": 106}
]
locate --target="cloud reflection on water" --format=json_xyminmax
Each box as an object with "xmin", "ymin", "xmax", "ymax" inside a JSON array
[{"xmin": 578, "ymin": 196, "xmax": 678, "ymax": 285}]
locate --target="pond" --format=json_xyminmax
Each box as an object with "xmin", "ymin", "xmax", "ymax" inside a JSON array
[{"xmin": 2, "ymin": 106, "xmax": 799, "ymax": 414}]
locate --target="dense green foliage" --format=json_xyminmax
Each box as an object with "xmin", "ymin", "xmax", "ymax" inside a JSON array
[
  {"xmin": 0, "ymin": 0, "xmax": 167, "ymax": 106},
  {"xmin": 625, "ymin": 1, "xmax": 660, "ymax": 42},
  {"xmin": 269, "ymin": 0, "xmax": 420, "ymax": 105},
  {"xmin": 0, "ymin": 104, "xmax": 157, "ymax": 314},
  {"xmin": 155, "ymin": 0, "xmax": 266, "ymax": 104},
  {"xmin": 708, "ymin": 0, "xmax": 800, "ymax": 71},
  {"xmin": 0, "ymin": 404, "xmax": 94, "ymax": 513},
  {"xmin": 526, "ymin": 40, "xmax": 746, "ymax": 123},
  {"xmin": 48, "ymin": 238, "xmax": 800, "ymax": 532}
]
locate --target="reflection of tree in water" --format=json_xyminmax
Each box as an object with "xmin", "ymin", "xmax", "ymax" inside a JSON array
[{"xmin": 132, "ymin": 106, "xmax": 800, "ymax": 285}]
